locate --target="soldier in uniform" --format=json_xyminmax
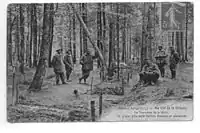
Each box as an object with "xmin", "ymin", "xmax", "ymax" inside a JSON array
[
  {"xmin": 51, "ymin": 48, "xmax": 66, "ymax": 85},
  {"xmin": 139, "ymin": 59, "xmax": 160, "ymax": 86},
  {"xmin": 79, "ymin": 50, "xmax": 96, "ymax": 84},
  {"xmin": 155, "ymin": 45, "xmax": 167, "ymax": 77},
  {"xmin": 63, "ymin": 50, "xmax": 73, "ymax": 81},
  {"xmin": 169, "ymin": 46, "xmax": 180, "ymax": 79}
]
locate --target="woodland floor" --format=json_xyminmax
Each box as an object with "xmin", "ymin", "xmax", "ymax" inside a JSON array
[{"xmin": 6, "ymin": 62, "xmax": 193, "ymax": 122}]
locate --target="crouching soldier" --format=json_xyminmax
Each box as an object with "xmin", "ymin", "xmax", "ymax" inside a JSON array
[
  {"xmin": 169, "ymin": 46, "xmax": 180, "ymax": 79},
  {"xmin": 79, "ymin": 50, "xmax": 97, "ymax": 84},
  {"xmin": 63, "ymin": 50, "xmax": 73, "ymax": 81},
  {"xmin": 51, "ymin": 48, "xmax": 66, "ymax": 85},
  {"xmin": 139, "ymin": 59, "xmax": 160, "ymax": 86},
  {"xmin": 155, "ymin": 45, "xmax": 167, "ymax": 77}
]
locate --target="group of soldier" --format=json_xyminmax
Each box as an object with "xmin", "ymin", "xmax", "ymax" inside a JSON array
[
  {"xmin": 51, "ymin": 45, "xmax": 180, "ymax": 87},
  {"xmin": 139, "ymin": 45, "xmax": 180, "ymax": 86},
  {"xmin": 51, "ymin": 49, "xmax": 72, "ymax": 85},
  {"xmin": 51, "ymin": 48, "xmax": 95, "ymax": 85}
]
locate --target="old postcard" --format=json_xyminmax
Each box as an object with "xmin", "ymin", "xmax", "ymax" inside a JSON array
[{"xmin": 7, "ymin": 2, "xmax": 193, "ymax": 122}]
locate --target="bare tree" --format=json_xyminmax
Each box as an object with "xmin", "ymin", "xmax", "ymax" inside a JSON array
[
  {"xmin": 72, "ymin": 9, "xmax": 76, "ymax": 63},
  {"xmin": 29, "ymin": 4, "xmax": 54, "ymax": 91},
  {"xmin": 48, "ymin": 3, "xmax": 54, "ymax": 67},
  {"xmin": 116, "ymin": 3, "xmax": 120, "ymax": 80},
  {"xmin": 19, "ymin": 5, "xmax": 25, "ymax": 73},
  {"xmin": 33, "ymin": 4, "xmax": 38, "ymax": 67},
  {"xmin": 79, "ymin": 3, "xmax": 83, "ymax": 57},
  {"xmin": 82, "ymin": 3, "xmax": 88, "ymax": 53},
  {"xmin": 108, "ymin": 4, "xmax": 114, "ymax": 68},
  {"xmin": 7, "ymin": 5, "xmax": 13, "ymax": 65},
  {"xmin": 97, "ymin": 3, "xmax": 102, "ymax": 68},
  {"xmin": 29, "ymin": 5, "xmax": 33, "ymax": 67}
]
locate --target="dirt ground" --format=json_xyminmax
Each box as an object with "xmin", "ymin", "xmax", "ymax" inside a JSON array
[{"xmin": 6, "ymin": 62, "xmax": 193, "ymax": 122}]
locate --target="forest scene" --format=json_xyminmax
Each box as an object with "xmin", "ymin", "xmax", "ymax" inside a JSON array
[{"xmin": 7, "ymin": 2, "xmax": 193, "ymax": 122}]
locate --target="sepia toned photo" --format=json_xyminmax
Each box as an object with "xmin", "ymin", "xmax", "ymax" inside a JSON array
[{"xmin": 7, "ymin": 2, "xmax": 193, "ymax": 122}]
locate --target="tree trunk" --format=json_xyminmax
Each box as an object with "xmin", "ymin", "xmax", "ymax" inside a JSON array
[
  {"xmin": 116, "ymin": 3, "xmax": 120, "ymax": 80},
  {"xmin": 69, "ymin": 11, "xmax": 72, "ymax": 52},
  {"xmin": 129, "ymin": 28, "xmax": 132, "ymax": 59},
  {"xmin": 141, "ymin": 3, "xmax": 146, "ymax": 70},
  {"xmin": 108, "ymin": 4, "xmax": 113, "ymax": 68},
  {"xmin": 29, "ymin": 6, "xmax": 33, "ymax": 67},
  {"xmin": 25, "ymin": 5, "xmax": 30, "ymax": 65},
  {"xmin": 126, "ymin": 24, "xmax": 129, "ymax": 61},
  {"xmin": 176, "ymin": 31, "xmax": 180, "ymax": 56},
  {"xmin": 97, "ymin": 3, "xmax": 102, "ymax": 68},
  {"xmin": 72, "ymin": 10, "xmax": 76, "ymax": 63},
  {"xmin": 122, "ymin": 5, "xmax": 127, "ymax": 62},
  {"xmin": 172, "ymin": 32, "xmax": 174, "ymax": 47},
  {"xmin": 79, "ymin": 4, "xmax": 83, "ymax": 57},
  {"xmin": 7, "ymin": 5, "xmax": 12, "ymax": 65},
  {"xmin": 180, "ymin": 31, "xmax": 184, "ymax": 62},
  {"xmin": 48, "ymin": 4, "xmax": 54, "ymax": 67},
  {"xmin": 102, "ymin": 3, "xmax": 106, "ymax": 61},
  {"xmin": 147, "ymin": 4, "xmax": 152, "ymax": 60},
  {"xmin": 37, "ymin": 10, "xmax": 41, "ymax": 62},
  {"xmin": 19, "ymin": 5, "xmax": 25, "ymax": 73},
  {"xmin": 153, "ymin": 3, "xmax": 156, "ymax": 53},
  {"xmin": 29, "ymin": 4, "xmax": 53, "ymax": 91},
  {"xmin": 185, "ymin": 2, "xmax": 188, "ymax": 61},
  {"xmin": 33, "ymin": 4, "xmax": 38, "ymax": 67},
  {"xmin": 82, "ymin": 3, "xmax": 88, "ymax": 53},
  {"xmin": 100, "ymin": 3, "xmax": 107, "ymax": 81},
  {"xmin": 15, "ymin": 9, "xmax": 20, "ymax": 62}
]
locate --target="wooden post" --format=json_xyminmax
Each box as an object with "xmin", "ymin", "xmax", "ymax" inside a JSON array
[
  {"xmin": 121, "ymin": 77, "xmax": 124, "ymax": 95},
  {"xmin": 99, "ymin": 92, "xmax": 102, "ymax": 117},
  {"xmin": 90, "ymin": 77, "xmax": 93, "ymax": 95},
  {"xmin": 15, "ymin": 82, "xmax": 19, "ymax": 105},
  {"xmin": 91, "ymin": 101, "xmax": 95, "ymax": 122},
  {"xmin": 127, "ymin": 72, "xmax": 130, "ymax": 83},
  {"xmin": 12, "ymin": 72, "xmax": 15, "ymax": 105}
]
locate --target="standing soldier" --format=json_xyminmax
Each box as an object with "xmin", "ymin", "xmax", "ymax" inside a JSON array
[
  {"xmin": 169, "ymin": 46, "xmax": 180, "ymax": 79},
  {"xmin": 63, "ymin": 50, "xmax": 73, "ymax": 82},
  {"xmin": 51, "ymin": 48, "xmax": 66, "ymax": 85},
  {"xmin": 79, "ymin": 50, "xmax": 96, "ymax": 84},
  {"xmin": 155, "ymin": 45, "xmax": 167, "ymax": 77}
]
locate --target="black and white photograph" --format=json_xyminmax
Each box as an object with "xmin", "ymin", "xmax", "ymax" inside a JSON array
[{"xmin": 6, "ymin": 2, "xmax": 193, "ymax": 122}]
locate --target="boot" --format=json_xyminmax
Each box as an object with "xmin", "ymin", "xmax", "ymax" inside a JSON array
[
  {"xmin": 161, "ymin": 70, "xmax": 165, "ymax": 77},
  {"xmin": 56, "ymin": 80, "xmax": 59, "ymax": 85},
  {"xmin": 79, "ymin": 78, "xmax": 82, "ymax": 83},
  {"xmin": 62, "ymin": 82, "xmax": 67, "ymax": 84},
  {"xmin": 60, "ymin": 73, "xmax": 67, "ymax": 84},
  {"xmin": 173, "ymin": 71, "xmax": 176, "ymax": 79},
  {"xmin": 171, "ymin": 71, "xmax": 175, "ymax": 79}
]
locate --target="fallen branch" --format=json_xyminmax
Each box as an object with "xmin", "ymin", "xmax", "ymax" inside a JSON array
[{"xmin": 68, "ymin": 3, "xmax": 107, "ymax": 70}]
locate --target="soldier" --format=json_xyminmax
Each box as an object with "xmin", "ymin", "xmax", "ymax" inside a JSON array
[
  {"xmin": 79, "ymin": 50, "xmax": 96, "ymax": 84},
  {"xmin": 51, "ymin": 48, "xmax": 66, "ymax": 85},
  {"xmin": 155, "ymin": 45, "xmax": 167, "ymax": 77},
  {"xmin": 139, "ymin": 59, "xmax": 160, "ymax": 86},
  {"xmin": 169, "ymin": 46, "xmax": 180, "ymax": 79},
  {"xmin": 63, "ymin": 50, "xmax": 73, "ymax": 81}
]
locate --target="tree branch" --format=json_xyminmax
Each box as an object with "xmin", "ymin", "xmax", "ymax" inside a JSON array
[{"xmin": 68, "ymin": 3, "xmax": 107, "ymax": 69}]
